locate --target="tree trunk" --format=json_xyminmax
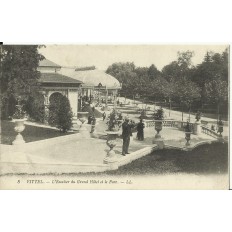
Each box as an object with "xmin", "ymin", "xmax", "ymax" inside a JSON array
[
  {"xmin": 182, "ymin": 104, "xmax": 184, "ymax": 121},
  {"xmin": 189, "ymin": 103, "xmax": 191, "ymax": 122},
  {"xmin": 169, "ymin": 98, "xmax": 171, "ymax": 117}
]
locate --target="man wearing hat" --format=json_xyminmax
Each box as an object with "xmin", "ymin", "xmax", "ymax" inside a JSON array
[{"xmin": 122, "ymin": 117, "xmax": 132, "ymax": 155}]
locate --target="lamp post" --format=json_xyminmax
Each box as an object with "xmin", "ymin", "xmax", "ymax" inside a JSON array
[
  {"xmin": 188, "ymin": 101, "xmax": 191, "ymax": 122},
  {"xmin": 98, "ymin": 82, "xmax": 102, "ymax": 104},
  {"xmin": 169, "ymin": 98, "xmax": 171, "ymax": 117}
]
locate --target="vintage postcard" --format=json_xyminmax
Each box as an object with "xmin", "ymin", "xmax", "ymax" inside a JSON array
[{"xmin": 0, "ymin": 45, "xmax": 229, "ymax": 189}]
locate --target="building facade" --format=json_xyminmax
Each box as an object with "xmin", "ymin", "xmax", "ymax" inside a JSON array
[
  {"xmin": 38, "ymin": 59, "xmax": 82, "ymax": 118},
  {"xmin": 38, "ymin": 59, "xmax": 121, "ymax": 118}
]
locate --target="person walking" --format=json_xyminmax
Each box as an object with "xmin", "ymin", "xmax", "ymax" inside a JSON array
[
  {"xmin": 137, "ymin": 119, "xmax": 145, "ymax": 141},
  {"xmin": 122, "ymin": 117, "xmax": 132, "ymax": 156}
]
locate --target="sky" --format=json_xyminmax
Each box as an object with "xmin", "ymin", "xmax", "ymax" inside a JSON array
[{"xmin": 39, "ymin": 45, "xmax": 228, "ymax": 71}]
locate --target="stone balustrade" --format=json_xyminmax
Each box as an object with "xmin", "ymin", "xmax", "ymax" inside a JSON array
[
  {"xmin": 144, "ymin": 120, "xmax": 194, "ymax": 132},
  {"xmin": 201, "ymin": 126, "xmax": 221, "ymax": 139}
]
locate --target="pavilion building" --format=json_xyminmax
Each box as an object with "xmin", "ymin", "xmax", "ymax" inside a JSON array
[
  {"xmin": 61, "ymin": 66, "xmax": 121, "ymax": 108},
  {"xmin": 38, "ymin": 59, "xmax": 121, "ymax": 118},
  {"xmin": 38, "ymin": 59, "xmax": 82, "ymax": 118}
]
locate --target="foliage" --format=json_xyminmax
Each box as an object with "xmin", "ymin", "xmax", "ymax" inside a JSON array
[
  {"xmin": 204, "ymin": 77, "xmax": 228, "ymax": 104},
  {"xmin": 154, "ymin": 107, "xmax": 164, "ymax": 120},
  {"xmin": 106, "ymin": 62, "xmax": 137, "ymax": 96},
  {"xmin": 191, "ymin": 49, "xmax": 229, "ymax": 103},
  {"xmin": 1, "ymin": 45, "xmax": 44, "ymax": 119},
  {"xmin": 24, "ymin": 93, "xmax": 45, "ymax": 123},
  {"xmin": 57, "ymin": 96, "xmax": 73, "ymax": 132},
  {"xmin": 48, "ymin": 94, "xmax": 73, "ymax": 132},
  {"xmin": 48, "ymin": 94, "xmax": 63, "ymax": 126},
  {"xmin": 12, "ymin": 105, "xmax": 26, "ymax": 119},
  {"xmin": 172, "ymin": 77, "xmax": 201, "ymax": 107},
  {"xmin": 147, "ymin": 64, "xmax": 161, "ymax": 80},
  {"xmin": 106, "ymin": 109, "xmax": 122, "ymax": 131}
]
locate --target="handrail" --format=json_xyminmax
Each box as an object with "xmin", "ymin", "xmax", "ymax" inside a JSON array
[{"xmin": 201, "ymin": 126, "xmax": 221, "ymax": 139}]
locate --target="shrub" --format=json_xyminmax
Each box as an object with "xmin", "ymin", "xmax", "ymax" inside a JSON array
[
  {"xmin": 24, "ymin": 93, "xmax": 45, "ymax": 123},
  {"xmin": 48, "ymin": 93, "xmax": 63, "ymax": 126},
  {"xmin": 57, "ymin": 96, "xmax": 73, "ymax": 132},
  {"xmin": 48, "ymin": 94, "xmax": 73, "ymax": 132}
]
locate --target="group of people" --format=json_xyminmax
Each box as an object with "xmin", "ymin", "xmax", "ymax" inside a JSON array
[
  {"xmin": 121, "ymin": 118, "xmax": 145, "ymax": 156},
  {"xmin": 102, "ymin": 111, "xmax": 146, "ymax": 156}
]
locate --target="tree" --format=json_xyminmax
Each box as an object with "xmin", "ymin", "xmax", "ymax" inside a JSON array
[
  {"xmin": 177, "ymin": 50, "xmax": 194, "ymax": 70},
  {"xmin": 24, "ymin": 92, "xmax": 45, "ymax": 123},
  {"xmin": 147, "ymin": 64, "xmax": 161, "ymax": 80},
  {"xmin": 162, "ymin": 61, "xmax": 180, "ymax": 82},
  {"xmin": 1, "ymin": 45, "xmax": 44, "ymax": 118},
  {"xmin": 172, "ymin": 77, "xmax": 201, "ymax": 121},
  {"xmin": 205, "ymin": 77, "xmax": 228, "ymax": 121},
  {"xmin": 191, "ymin": 49, "xmax": 229, "ymax": 109},
  {"xmin": 162, "ymin": 51, "xmax": 194, "ymax": 82},
  {"xmin": 106, "ymin": 62, "xmax": 137, "ymax": 97}
]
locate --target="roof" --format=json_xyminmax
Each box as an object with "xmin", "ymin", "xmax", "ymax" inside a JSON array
[
  {"xmin": 39, "ymin": 73, "xmax": 83, "ymax": 85},
  {"xmin": 61, "ymin": 69, "xmax": 121, "ymax": 89},
  {"xmin": 39, "ymin": 59, "xmax": 61, "ymax": 68}
]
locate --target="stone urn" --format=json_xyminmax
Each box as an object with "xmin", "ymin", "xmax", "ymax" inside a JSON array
[
  {"xmin": 104, "ymin": 130, "xmax": 120, "ymax": 164},
  {"xmin": 155, "ymin": 121, "xmax": 163, "ymax": 139},
  {"xmin": 185, "ymin": 132, "xmax": 191, "ymax": 146},
  {"xmin": 12, "ymin": 119, "xmax": 26, "ymax": 145}
]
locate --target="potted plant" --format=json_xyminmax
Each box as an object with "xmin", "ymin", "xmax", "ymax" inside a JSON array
[
  {"xmin": 104, "ymin": 110, "xmax": 122, "ymax": 162},
  {"xmin": 153, "ymin": 107, "xmax": 164, "ymax": 138},
  {"xmin": 106, "ymin": 109, "xmax": 122, "ymax": 132},
  {"xmin": 185, "ymin": 121, "xmax": 192, "ymax": 146},
  {"xmin": 12, "ymin": 104, "xmax": 26, "ymax": 145}
]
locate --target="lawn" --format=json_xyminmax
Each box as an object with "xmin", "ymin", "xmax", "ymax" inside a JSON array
[
  {"xmin": 1, "ymin": 120, "xmax": 74, "ymax": 145},
  {"xmin": 68, "ymin": 142, "xmax": 228, "ymax": 176},
  {"xmin": 103, "ymin": 142, "xmax": 228, "ymax": 175}
]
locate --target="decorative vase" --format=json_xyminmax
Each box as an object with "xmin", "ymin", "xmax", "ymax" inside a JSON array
[
  {"xmin": 12, "ymin": 119, "xmax": 25, "ymax": 145},
  {"xmin": 185, "ymin": 132, "xmax": 191, "ymax": 146},
  {"xmin": 104, "ymin": 131, "xmax": 120, "ymax": 163},
  {"xmin": 155, "ymin": 121, "xmax": 162, "ymax": 138}
]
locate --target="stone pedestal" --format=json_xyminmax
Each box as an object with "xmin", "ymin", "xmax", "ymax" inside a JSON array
[
  {"xmin": 12, "ymin": 119, "xmax": 25, "ymax": 145},
  {"xmin": 153, "ymin": 137, "xmax": 164, "ymax": 149},
  {"xmin": 90, "ymin": 123, "xmax": 99, "ymax": 138},
  {"xmin": 78, "ymin": 112, "xmax": 90, "ymax": 138},
  {"xmin": 79, "ymin": 124, "xmax": 91, "ymax": 138},
  {"xmin": 185, "ymin": 132, "xmax": 191, "ymax": 146},
  {"xmin": 193, "ymin": 122, "xmax": 201, "ymax": 135},
  {"xmin": 104, "ymin": 131, "xmax": 119, "ymax": 164}
]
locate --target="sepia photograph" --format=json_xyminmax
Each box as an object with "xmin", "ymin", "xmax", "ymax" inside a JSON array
[{"xmin": 0, "ymin": 44, "xmax": 229, "ymax": 189}]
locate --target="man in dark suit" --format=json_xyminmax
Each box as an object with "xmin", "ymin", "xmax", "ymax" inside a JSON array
[
  {"xmin": 122, "ymin": 117, "xmax": 132, "ymax": 156},
  {"xmin": 137, "ymin": 119, "xmax": 145, "ymax": 141}
]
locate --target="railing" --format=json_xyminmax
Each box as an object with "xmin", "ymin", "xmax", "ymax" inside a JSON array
[
  {"xmin": 201, "ymin": 126, "xmax": 221, "ymax": 139},
  {"xmin": 144, "ymin": 120, "xmax": 194, "ymax": 132}
]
